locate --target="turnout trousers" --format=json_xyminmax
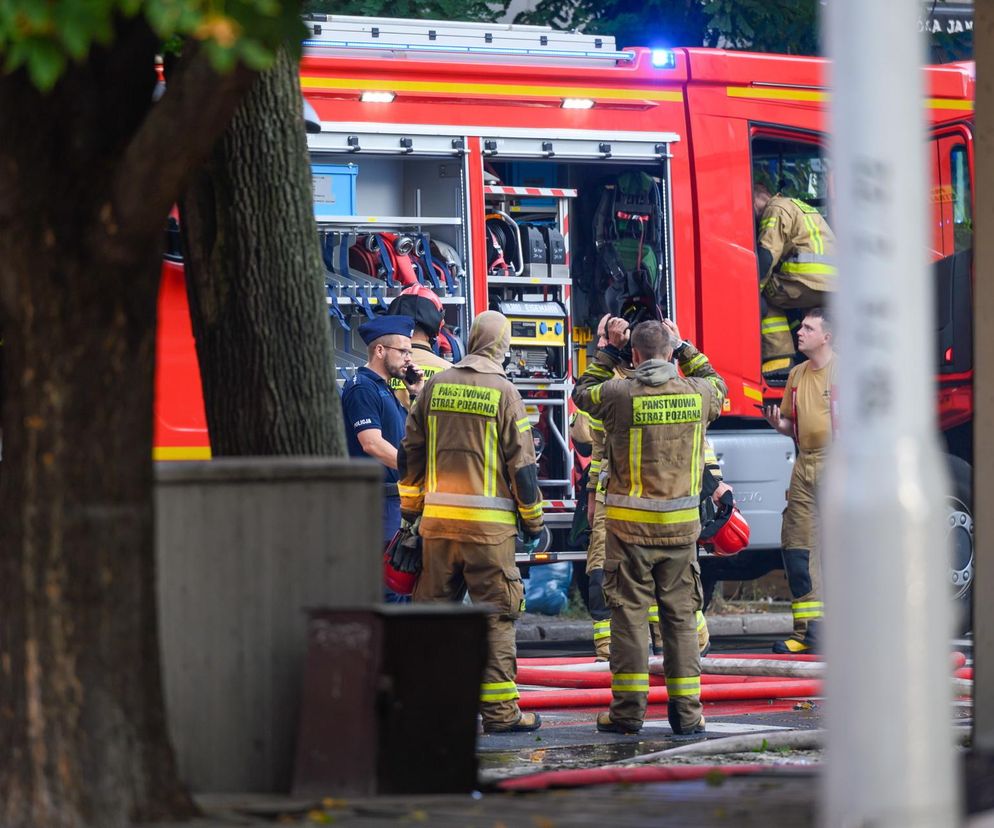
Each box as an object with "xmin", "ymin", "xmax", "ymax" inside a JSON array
[
  {"xmin": 761, "ymin": 276, "xmax": 832, "ymax": 374},
  {"xmin": 603, "ymin": 531, "xmax": 703, "ymax": 732},
  {"xmin": 780, "ymin": 448, "xmax": 826, "ymax": 639},
  {"xmin": 414, "ymin": 536, "xmax": 525, "ymax": 727}
]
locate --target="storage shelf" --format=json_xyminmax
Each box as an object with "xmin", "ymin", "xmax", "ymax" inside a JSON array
[
  {"xmin": 488, "ymin": 275, "xmax": 572, "ymax": 286},
  {"xmin": 326, "ymin": 294, "xmax": 465, "ymax": 307},
  {"xmin": 316, "ymin": 215, "xmax": 462, "ymax": 227}
]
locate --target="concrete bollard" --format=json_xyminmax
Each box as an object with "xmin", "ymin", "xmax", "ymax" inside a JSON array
[{"xmin": 155, "ymin": 457, "xmax": 382, "ymax": 794}]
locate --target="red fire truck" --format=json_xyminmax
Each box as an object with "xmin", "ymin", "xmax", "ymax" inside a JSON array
[{"xmin": 155, "ymin": 16, "xmax": 975, "ymax": 622}]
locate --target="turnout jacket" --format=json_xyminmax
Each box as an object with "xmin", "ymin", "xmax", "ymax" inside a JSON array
[
  {"xmin": 758, "ymin": 194, "xmax": 837, "ymax": 293},
  {"xmin": 572, "ymin": 343, "xmax": 726, "ymax": 546},
  {"xmin": 399, "ymin": 311, "xmax": 544, "ymax": 544},
  {"xmin": 390, "ymin": 342, "xmax": 451, "ymax": 411}
]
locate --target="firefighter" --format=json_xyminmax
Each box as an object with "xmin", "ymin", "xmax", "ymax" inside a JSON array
[
  {"xmin": 387, "ymin": 284, "xmax": 452, "ymax": 411},
  {"xmin": 341, "ymin": 315, "xmax": 423, "ymax": 557},
  {"xmin": 763, "ymin": 307, "xmax": 835, "ymax": 653},
  {"xmin": 399, "ymin": 310, "xmax": 545, "ymax": 733},
  {"xmin": 575, "ymin": 319, "xmax": 711, "ymax": 662},
  {"xmin": 754, "ymin": 182, "xmax": 837, "ymax": 383},
  {"xmin": 574, "ymin": 317, "xmax": 726, "ymax": 736}
]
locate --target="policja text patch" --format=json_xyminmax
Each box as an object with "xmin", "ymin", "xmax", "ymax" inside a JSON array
[
  {"xmin": 430, "ymin": 383, "xmax": 502, "ymax": 417},
  {"xmin": 632, "ymin": 394, "xmax": 702, "ymax": 425}
]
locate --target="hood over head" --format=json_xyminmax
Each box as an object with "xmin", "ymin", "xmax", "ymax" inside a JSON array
[
  {"xmin": 633, "ymin": 359, "xmax": 679, "ymax": 386},
  {"xmin": 456, "ymin": 310, "xmax": 511, "ymax": 374}
]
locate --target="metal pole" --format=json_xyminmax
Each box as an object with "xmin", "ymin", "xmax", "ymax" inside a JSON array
[{"xmin": 823, "ymin": 1, "xmax": 960, "ymax": 826}]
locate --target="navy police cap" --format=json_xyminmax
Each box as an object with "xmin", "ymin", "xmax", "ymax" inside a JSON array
[{"xmin": 358, "ymin": 314, "xmax": 415, "ymax": 345}]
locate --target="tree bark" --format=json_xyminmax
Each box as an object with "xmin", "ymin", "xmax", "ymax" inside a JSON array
[
  {"xmin": 0, "ymin": 18, "xmax": 257, "ymax": 828},
  {"xmin": 181, "ymin": 47, "xmax": 346, "ymax": 457}
]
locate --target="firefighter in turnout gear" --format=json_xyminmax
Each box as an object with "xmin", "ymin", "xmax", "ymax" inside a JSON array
[
  {"xmin": 763, "ymin": 307, "xmax": 835, "ymax": 654},
  {"xmin": 754, "ymin": 183, "xmax": 837, "ymax": 382},
  {"xmin": 572, "ymin": 317, "xmax": 711, "ymax": 662},
  {"xmin": 387, "ymin": 284, "xmax": 451, "ymax": 411},
  {"xmin": 399, "ymin": 310, "xmax": 545, "ymax": 733},
  {"xmin": 573, "ymin": 317, "xmax": 726, "ymax": 736}
]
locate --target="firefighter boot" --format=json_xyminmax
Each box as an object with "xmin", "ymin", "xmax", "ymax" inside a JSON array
[
  {"xmin": 773, "ymin": 548, "xmax": 823, "ymax": 654},
  {"xmin": 483, "ymin": 712, "xmax": 542, "ymax": 734},
  {"xmin": 596, "ymin": 710, "xmax": 642, "ymax": 735},
  {"xmin": 669, "ymin": 706, "xmax": 706, "ymax": 738}
]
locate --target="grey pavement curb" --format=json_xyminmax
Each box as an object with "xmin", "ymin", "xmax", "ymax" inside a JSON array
[{"xmin": 516, "ymin": 612, "xmax": 793, "ymax": 642}]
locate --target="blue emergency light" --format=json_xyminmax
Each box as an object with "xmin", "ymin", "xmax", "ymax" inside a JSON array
[{"xmin": 651, "ymin": 48, "xmax": 676, "ymax": 69}]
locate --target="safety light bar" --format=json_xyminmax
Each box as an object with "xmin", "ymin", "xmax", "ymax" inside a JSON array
[
  {"xmin": 360, "ymin": 90, "xmax": 396, "ymax": 103},
  {"xmin": 651, "ymin": 48, "xmax": 676, "ymax": 69},
  {"xmin": 561, "ymin": 98, "xmax": 595, "ymax": 110}
]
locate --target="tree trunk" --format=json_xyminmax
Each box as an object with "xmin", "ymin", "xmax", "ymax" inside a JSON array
[
  {"xmin": 0, "ymin": 18, "xmax": 257, "ymax": 827},
  {"xmin": 181, "ymin": 48, "xmax": 346, "ymax": 457}
]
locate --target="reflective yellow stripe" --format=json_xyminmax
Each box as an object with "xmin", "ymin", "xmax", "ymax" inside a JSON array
[
  {"xmin": 605, "ymin": 505, "xmax": 699, "ymax": 525},
  {"xmin": 683, "ymin": 353, "xmax": 706, "ymax": 373},
  {"xmin": 590, "ymin": 384, "xmax": 603, "ymax": 405},
  {"xmin": 427, "ymin": 415, "xmax": 438, "ymax": 492},
  {"xmin": 628, "ymin": 428, "xmax": 643, "ymax": 498},
  {"xmin": 423, "ymin": 504, "xmax": 517, "ymax": 525},
  {"xmin": 792, "ymin": 601, "xmax": 825, "ymax": 620},
  {"xmin": 589, "ymin": 417, "xmax": 604, "ymax": 432},
  {"xmin": 647, "ymin": 604, "xmax": 660, "ymax": 623},
  {"xmin": 779, "ymin": 261, "xmax": 837, "ymax": 276},
  {"xmin": 153, "ymin": 446, "xmax": 212, "ymax": 460},
  {"xmin": 590, "ymin": 459, "xmax": 602, "ymax": 473},
  {"xmin": 593, "ymin": 619, "xmax": 612, "ymax": 639},
  {"xmin": 761, "ymin": 316, "xmax": 791, "ymax": 333},
  {"xmin": 397, "ymin": 483, "xmax": 424, "ymax": 496},
  {"xmin": 516, "ymin": 417, "xmax": 532, "ymax": 433},
  {"xmin": 802, "ymin": 214, "xmax": 824, "ymax": 255},
  {"xmin": 760, "ymin": 216, "xmax": 778, "ymax": 229},
  {"xmin": 696, "ymin": 610, "xmax": 707, "ymax": 632},
  {"xmin": 742, "ymin": 385, "xmax": 763, "ymax": 402},
  {"xmin": 762, "ymin": 357, "xmax": 793, "ymax": 372},
  {"xmin": 666, "ymin": 676, "xmax": 701, "ymax": 696},
  {"xmin": 480, "ymin": 681, "xmax": 519, "ymax": 702},
  {"xmin": 690, "ymin": 423, "xmax": 702, "ymax": 496},
  {"xmin": 587, "ymin": 364, "xmax": 613, "ymax": 379},
  {"xmin": 518, "ymin": 503, "xmax": 544, "ymax": 519},
  {"xmin": 484, "ymin": 420, "xmax": 498, "ymax": 498},
  {"xmin": 612, "ymin": 673, "xmax": 650, "ymax": 692}
]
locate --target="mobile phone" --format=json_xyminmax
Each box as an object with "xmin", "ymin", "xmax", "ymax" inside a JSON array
[{"xmin": 405, "ymin": 365, "xmax": 421, "ymax": 384}]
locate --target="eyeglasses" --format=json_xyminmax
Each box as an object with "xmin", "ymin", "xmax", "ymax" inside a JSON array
[{"xmin": 380, "ymin": 345, "xmax": 412, "ymax": 358}]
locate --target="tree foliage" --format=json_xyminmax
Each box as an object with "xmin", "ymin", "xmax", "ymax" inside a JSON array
[
  {"xmin": 0, "ymin": 0, "xmax": 306, "ymax": 90},
  {"xmin": 303, "ymin": 0, "xmax": 504, "ymax": 23}
]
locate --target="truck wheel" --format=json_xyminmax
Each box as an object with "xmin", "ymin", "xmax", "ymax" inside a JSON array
[{"xmin": 946, "ymin": 455, "xmax": 973, "ymax": 635}]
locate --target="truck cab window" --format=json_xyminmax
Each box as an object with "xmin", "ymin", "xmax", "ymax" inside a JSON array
[
  {"xmin": 950, "ymin": 144, "xmax": 972, "ymax": 253},
  {"xmin": 751, "ymin": 136, "xmax": 831, "ymax": 224}
]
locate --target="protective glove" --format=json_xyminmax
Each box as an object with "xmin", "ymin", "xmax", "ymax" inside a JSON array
[{"xmin": 521, "ymin": 534, "xmax": 543, "ymax": 556}]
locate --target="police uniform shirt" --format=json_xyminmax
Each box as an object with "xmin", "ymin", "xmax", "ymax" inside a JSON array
[{"xmin": 342, "ymin": 367, "xmax": 408, "ymax": 485}]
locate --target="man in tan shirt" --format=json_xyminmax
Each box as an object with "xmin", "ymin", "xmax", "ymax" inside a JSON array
[{"xmin": 763, "ymin": 307, "xmax": 836, "ymax": 653}]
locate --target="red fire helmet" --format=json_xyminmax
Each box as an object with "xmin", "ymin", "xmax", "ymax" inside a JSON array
[
  {"xmin": 383, "ymin": 552, "xmax": 418, "ymax": 595},
  {"xmin": 712, "ymin": 507, "xmax": 750, "ymax": 557}
]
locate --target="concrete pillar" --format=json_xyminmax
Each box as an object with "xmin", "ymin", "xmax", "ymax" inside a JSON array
[
  {"xmin": 156, "ymin": 457, "xmax": 382, "ymax": 793},
  {"xmin": 974, "ymin": 1, "xmax": 994, "ymax": 750}
]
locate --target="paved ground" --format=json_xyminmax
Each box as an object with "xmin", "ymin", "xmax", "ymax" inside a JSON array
[{"xmin": 139, "ymin": 620, "xmax": 982, "ymax": 827}]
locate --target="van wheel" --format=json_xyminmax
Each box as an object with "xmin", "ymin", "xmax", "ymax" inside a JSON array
[{"xmin": 946, "ymin": 455, "xmax": 973, "ymax": 635}]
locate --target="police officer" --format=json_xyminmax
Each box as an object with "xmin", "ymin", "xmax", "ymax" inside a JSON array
[
  {"xmin": 754, "ymin": 182, "xmax": 837, "ymax": 382},
  {"xmin": 763, "ymin": 307, "xmax": 835, "ymax": 653},
  {"xmin": 574, "ymin": 317, "xmax": 726, "ymax": 736},
  {"xmin": 386, "ymin": 284, "xmax": 451, "ymax": 411},
  {"xmin": 399, "ymin": 311, "xmax": 545, "ymax": 734},
  {"xmin": 341, "ymin": 315, "xmax": 423, "ymax": 553}
]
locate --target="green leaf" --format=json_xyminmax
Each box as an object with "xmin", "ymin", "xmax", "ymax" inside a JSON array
[
  {"xmin": 25, "ymin": 38, "xmax": 66, "ymax": 91},
  {"xmin": 238, "ymin": 37, "xmax": 275, "ymax": 71}
]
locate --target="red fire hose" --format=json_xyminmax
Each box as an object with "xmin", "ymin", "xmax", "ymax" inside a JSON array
[
  {"xmin": 518, "ymin": 680, "xmax": 823, "ymax": 710},
  {"xmin": 498, "ymin": 763, "xmax": 769, "ymax": 792},
  {"xmin": 516, "ymin": 667, "xmax": 816, "ymax": 689}
]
